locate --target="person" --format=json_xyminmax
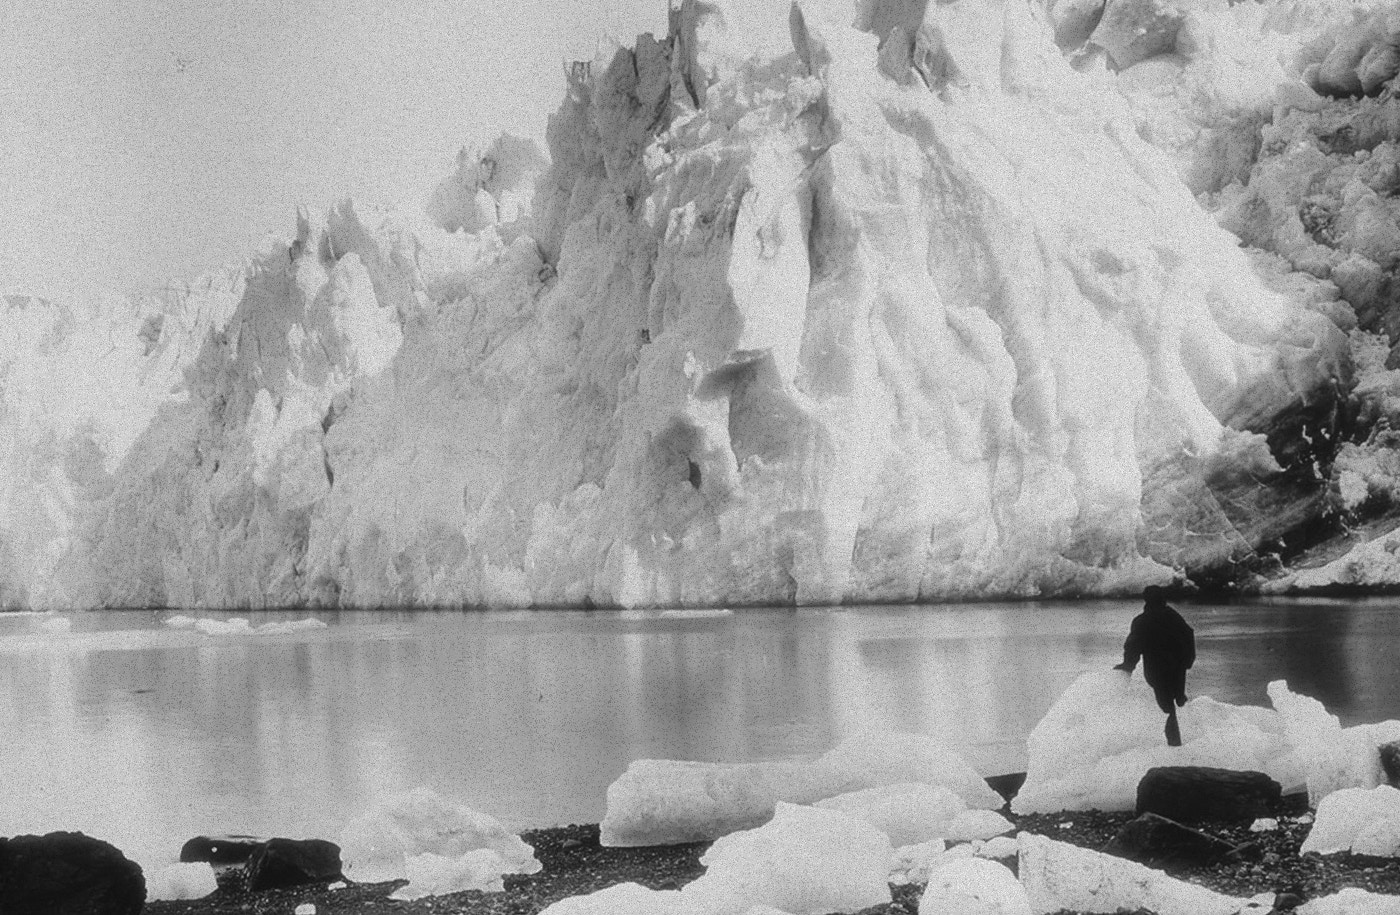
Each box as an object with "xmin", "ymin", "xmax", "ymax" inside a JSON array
[{"xmin": 1114, "ymin": 585, "xmax": 1195, "ymax": 747}]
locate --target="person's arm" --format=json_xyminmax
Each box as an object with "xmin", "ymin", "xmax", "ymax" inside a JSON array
[
  {"xmin": 1180, "ymin": 617, "xmax": 1196, "ymax": 669},
  {"xmin": 1114, "ymin": 617, "xmax": 1143, "ymax": 671}
]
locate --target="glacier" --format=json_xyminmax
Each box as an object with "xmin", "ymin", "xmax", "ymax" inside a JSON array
[{"xmin": 6, "ymin": 0, "xmax": 1400, "ymax": 609}]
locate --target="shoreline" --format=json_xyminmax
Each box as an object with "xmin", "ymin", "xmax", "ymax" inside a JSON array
[{"xmin": 135, "ymin": 783, "xmax": 1400, "ymax": 915}]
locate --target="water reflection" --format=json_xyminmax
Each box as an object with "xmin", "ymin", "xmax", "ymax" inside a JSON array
[{"xmin": 0, "ymin": 599, "xmax": 1397, "ymax": 866}]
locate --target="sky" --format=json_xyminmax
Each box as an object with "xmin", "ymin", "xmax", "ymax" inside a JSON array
[{"xmin": 0, "ymin": 0, "xmax": 665, "ymax": 303}]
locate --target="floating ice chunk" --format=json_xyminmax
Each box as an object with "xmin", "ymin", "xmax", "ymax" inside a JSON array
[
  {"xmin": 1018, "ymin": 833, "xmax": 1252, "ymax": 915},
  {"xmin": 1013, "ymin": 671, "xmax": 1299, "ymax": 814},
  {"xmin": 145, "ymin": 862, "xmax": 217, "ymax": 900},
  {"xmin": 1301, "ymin": 786, "xmax": 1400, "ymax": 856},
  {"xmin": 682, "ymin": 803, "xmax": 891, "ymax": 915},
  {"xmin": 538, "ymin": 883, "xmax": 702, "ymax": 915},
  {"xmin": 1298, "ymin": 887, "xmax": 1400, "ymax": 915},
  {"xmin": 338, "ymin": 788, "xmax": 540, "ymax": 888},
  {"xmin": 919, "ymin": 857, "xmax": 1029, "ymax": 915},
  {"xmin": 163, "ymin": 615, "xmax": 328, "ymax": 636},
  {"xmin": 601, "ymin": 733, "xmax": 997, "ymax": 846}
]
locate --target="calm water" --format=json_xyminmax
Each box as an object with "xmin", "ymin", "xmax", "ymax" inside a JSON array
[{"xmin": 1, "ymin": 599, "xmax": 1398, "ymax": 865}]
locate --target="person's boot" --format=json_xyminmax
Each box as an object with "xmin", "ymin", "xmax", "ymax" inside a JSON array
[{"xmin": 1165, "ymin": 713, "xmax": 1182, "ymax": 747}]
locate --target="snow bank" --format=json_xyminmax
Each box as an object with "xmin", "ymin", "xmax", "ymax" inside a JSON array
[
  {"xmin": 600, "ymin": 733, "xmax": 1000, "ymax": 846},
  {"xmin": 2, "ymin": 0, "xmax": 1359, "ymax": 609},
  {"xmin": 337, "ymin": 788, "xmax": 540, "ymax": 896},
  {"xmin": 1302, "ymin": 786, "xmax": 1400, "ymax": 856}
]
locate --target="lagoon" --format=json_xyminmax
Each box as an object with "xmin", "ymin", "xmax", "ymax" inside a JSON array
[{"xmin": 1, "ymin": 599, "xmax": 1397, "ymax": 866}]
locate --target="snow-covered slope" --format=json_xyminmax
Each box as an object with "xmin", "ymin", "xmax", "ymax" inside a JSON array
[{"xmin": 6, "ymin": 0, "xmax": 1393, "ymax": 609}]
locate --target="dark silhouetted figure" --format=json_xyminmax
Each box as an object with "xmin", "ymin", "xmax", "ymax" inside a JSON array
[{"xmin": 1114, "ymin": 585, "xmax": 1195, "ymax": 746}]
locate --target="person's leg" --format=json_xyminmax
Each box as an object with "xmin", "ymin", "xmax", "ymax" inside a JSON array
[{"xmin": 1152, "ymin": 684, "xmax": 1182, "ymax": 746}]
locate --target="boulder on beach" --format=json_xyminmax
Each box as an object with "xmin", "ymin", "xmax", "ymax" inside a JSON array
[
  {"xmin": 1136, "ymin": 766, "xmax": 1282, "ymax": 823},
  {"xmin": 0, "ymin": 831, "xmax": 145, "ymax": 915},
  {"xmin": 180, "ymin": 834, "xmax": 342, "ymax": 893}
]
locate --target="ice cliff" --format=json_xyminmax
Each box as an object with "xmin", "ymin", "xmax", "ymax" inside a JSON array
[{"xmin": 7, "ymin": 0, "xmax": 1400, "ymax": 609}]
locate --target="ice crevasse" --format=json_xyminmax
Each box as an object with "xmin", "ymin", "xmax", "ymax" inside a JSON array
[{"xmin": 0, "ymin": 0, "xmax": 1359, "ymax": 608}]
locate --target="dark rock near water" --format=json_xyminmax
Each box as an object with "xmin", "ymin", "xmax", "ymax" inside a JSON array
[
  {"xmin": 179, "ymin": 835, "xmax": 267, "ymax": 866},
  {"xmin": 0, "ymin": 831, "xmax": 145, "ymax": 915},
  {"xmin": 1102, "ymin": 812, "xmax": 1241, "ymax": 868},
  {"xmin": 244, "ymin": 838, "xmax": 343, "ymax": 892},
  {"xmin": 1381, "ymin": 740, "xmax": 1400, "ymax": 788},
  {"xmin": 1137, "ymin": 766, "xmax": 1281, "ymax": 822},
  {"xmin": 180, "ymin": 835, "xmax": 342, "ymax": 893}
]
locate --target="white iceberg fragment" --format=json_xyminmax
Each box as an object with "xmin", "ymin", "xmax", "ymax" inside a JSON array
[
  {"xmin": 888, "ymin": 839, "xmax": 947, "ymax": 885},
  {"xmin": 1302, "ymin": 786, "xmax": 1400, "ymax": 857},
  {"xmin": 338, "ymin": 787, "xmax": 540, "ymax": 892},
  {"xmin": 1018, "ymin": 833, "xmax": 1252, "ymax": 915},
  {"xmin": 601, "ymin": 733, "xmax": 998, "ymax": 846},
  {"xmin": 815, "ymin": 783, "xmax": 969, "ymax": 846},
  {"xmin": 1013, "ymin": 671, "xmax": 1300, "ymax": 814},
  {"xmin": 537, "ymin": 882, "xmax": 702, "ymax": 915},
  {"xmin": 163, "ymin": 615, "xmax": 328, "ymax": 636},
  {"xmin": 390, "ymin": 848, "xmax": 528, "ymax": 900},
  {"xmin": 681, "ymin": 803, "xmax": 892, "ymax": 915},
  {"xmin": 144, "ymin": 862, "xmax": 217, "ymax": 901},
  {"xmin": 919, "ymin": 857, "xmax": 1029, "ymax": 915},
  {"xmin": 1297, "ymin": 887, "xmax": 1400, "ymax": 915}
]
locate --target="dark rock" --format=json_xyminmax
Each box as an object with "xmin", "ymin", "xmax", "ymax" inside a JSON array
[
  {"xmin": 243, "ymin": 838, "xmax": 343, "ymax": 892},
  {"xmin": 1380, "ymin": 741, "xmax": 1400, "ymax": 788},
  {"xmin": 1101, "ymin": 812, "xmax": 1241, "ymax": 868},
  {"xmin": 1136, "ymin": 766, "xmax": 1281, "ymax": 822},
  {"xmin": 0, "ymin": 831, "xmax": 145, "ymax": 915},
  {"xmin": 178, "ymin": 834, "xmax": 267, "ymax": 866}
]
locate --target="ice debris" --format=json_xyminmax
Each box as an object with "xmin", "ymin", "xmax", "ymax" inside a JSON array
[
  {"xmin": 337, "ymin": 788, "xmax": 540, "ymax": 896},
  {"xmin": 919, "ymin": 857, "xmax": 1029, "ymax": 915},
  {"xmin": 1017, "ymin": 833, "xmax": 1262, "ymax": 915},
  {"xmin": 1014, "ymin": 671, "xmax": 1400, "ymax": 814},
  {"xmin": 163, "ymin": 615, "xmax": 328, "ymax": 636},
  {"xmin": 1297, "ymin": 887, "xmax": 1400, "ymax": 915},
  {"xmin": 1302, "ymin": 786, "xmax": 1400, "ymax": 857},
  {"xmin": 144, "ymin": 862, "xmax": 217, "ymax": 901},
  {"xmin": 600, "ymin": 733, "xmax": 1000, "ymax": 846}
]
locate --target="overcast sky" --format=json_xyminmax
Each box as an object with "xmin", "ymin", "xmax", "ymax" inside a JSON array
[{"xmin": 1, "ymin": 0, "xmax": 664, "ymax": 303}]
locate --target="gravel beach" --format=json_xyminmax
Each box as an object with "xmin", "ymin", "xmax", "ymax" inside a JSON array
[{"xmin": 142, "ymin": 792, "xmax": 1400, "ymax": 915}]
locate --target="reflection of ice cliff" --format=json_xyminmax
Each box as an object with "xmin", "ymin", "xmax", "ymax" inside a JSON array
[{"xmin": 9, "ymin": 0, "xmax": 1400, "ymax": 608}]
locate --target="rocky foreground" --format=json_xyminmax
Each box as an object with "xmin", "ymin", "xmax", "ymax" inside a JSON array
[{"xmin": 137, "ymin": 791, "xmax": 1400, "ymax": 915}]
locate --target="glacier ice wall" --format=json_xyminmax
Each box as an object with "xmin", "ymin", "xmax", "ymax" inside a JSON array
[{"xmin": 2, "ymin": 0, "xmax": 1367, "ymax": 608}]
